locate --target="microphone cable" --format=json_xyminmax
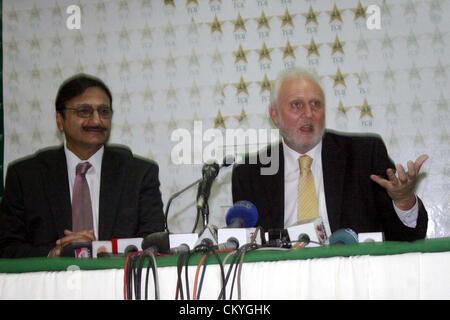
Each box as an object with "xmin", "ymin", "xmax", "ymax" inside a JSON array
[
  {"xmin": 124, "ymin": 250, "xmax": 160, "ymax": 300},
  {"xmin": 195, "ymin": 250, "xmax": 210, "ymax": 300},
  {"xmin": 144, "ymin": 250, "xmax": 160, "ymax": 300},
  {"xmin": 175, "ymin": 251, "xmax": 189, "ymax": 300}
]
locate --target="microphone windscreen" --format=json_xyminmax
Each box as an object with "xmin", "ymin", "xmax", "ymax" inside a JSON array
[
  {"xmin": 329, "ymin": 228, "xmax": 358, "ymax": 245},
  {"xmin": 226, "ymin": 200, "xmax": 258, "ymax": 228},
  {"xmin": 141, "ymin": 231, "xmax": 170, "ymax": 253}
]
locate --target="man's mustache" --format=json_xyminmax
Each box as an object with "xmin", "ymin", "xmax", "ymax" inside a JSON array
[{"xmin": 82, "ymin": 126, "xmax": 107, "ymax": 132}]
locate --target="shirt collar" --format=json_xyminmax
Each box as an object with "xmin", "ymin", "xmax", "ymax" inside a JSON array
[
  {"xmin": 64, "ymin": 142, "xmax": 104, "ymax": 174},
  {"xmin": 282, "ymin": 138, "xmax": 322, "ymax": 169}
]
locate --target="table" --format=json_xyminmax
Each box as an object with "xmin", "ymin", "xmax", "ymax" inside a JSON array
[{"xmin": 1, "ymin": 238, "xmax": 449, "ymax": 300}]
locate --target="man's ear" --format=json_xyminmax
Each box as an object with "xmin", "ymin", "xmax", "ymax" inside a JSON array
[
  {"xmin": 56, "ymin": 112, "xmax": 64, "ymax": 132},
  {"xmin": 268, "ymin": 104, "xmax": 279, "ymax": 127}
]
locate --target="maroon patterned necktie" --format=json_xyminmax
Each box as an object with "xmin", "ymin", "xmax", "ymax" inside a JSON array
[{"xmin": 72, "ymin": 162, "xmax": 93, "ymax": 232}]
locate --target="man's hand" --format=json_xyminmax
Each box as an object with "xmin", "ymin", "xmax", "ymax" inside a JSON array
[
  {"xmin": 370, "ymin": 154, "xmax": 428, "ymax": 211},
  {"xmin": 48, "ymin": 229, "xmax": 96, "ymax": 257}
]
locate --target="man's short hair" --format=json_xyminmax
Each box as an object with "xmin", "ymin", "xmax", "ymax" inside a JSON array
[
  {"xmin": 55, "ymin": 73, "xmax": 113, "ymax": 116},
  {"xmin": 270, "ymin": 67, "xmax": 324, "ymax": 107}
]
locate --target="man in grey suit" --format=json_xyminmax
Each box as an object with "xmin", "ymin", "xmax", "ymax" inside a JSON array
[
  {"xmin": 0, "ymin": 74, "xmax": 165, "ymax": 257},
  {"xmin": 232, "ymin": 68, "xmax": 428, "ymax": 241}
]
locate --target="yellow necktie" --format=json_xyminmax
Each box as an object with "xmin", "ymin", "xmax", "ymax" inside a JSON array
[{"xmin": 297, "ymin": 155, "xmax": 319, "ymax": 222}]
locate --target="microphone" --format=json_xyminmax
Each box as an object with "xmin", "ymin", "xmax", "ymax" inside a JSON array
[
  {"xmin": 217, "ymin": 201, "xmax": 262, "ymax": 249},
  {"xmin": 286, "ymin": 217, "xmax": 327, "ymax": 248},
  {"xmin": 329, "ymin": 228, "xmax": 359, "ymax": 245},
  {"xmin": 141, "ymin": 231, "xmax": 171, "ymax": 254},
  {"xmin": 295, "ymin": 233, "xmax": 322, "ymax": 246},
  {"xmin": 225, "ymin": 200, "xmax": 259, "ymax": 228},
  {"xmin": 196, "ymin": 162, "xmax": 220, "ymax": 210},
  {"xmin": 142, "ymin": 232, "xmax": 191, "ymax": 255},
  {"xmin": 196, "ymin": 155, "xmax": 235, "ymax": 210}
]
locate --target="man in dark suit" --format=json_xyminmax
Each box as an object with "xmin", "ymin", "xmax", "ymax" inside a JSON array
[
  {"xmin": 232, "ymin": 68, "xmax": 428, "ymax": 241},
  {"xmin": 0, "ymin": 74, "xmax": 165, "ymax": 258}
]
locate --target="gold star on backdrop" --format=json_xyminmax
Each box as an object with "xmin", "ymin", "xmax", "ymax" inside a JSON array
[
  {"xmin": 330, "ymin": 68, "xmax": 348, "ymax": 87},
  {"xmin": 406, "ymin": 30, "xmax": 419, "ymax": 48},
  {"xmin": 234, "ymin": 44, "xmax": 249, "ymax": 64},
  {"xmin": 433, "ymin": 60, "xmax": 447, "ymax": 79},
  {"xmin": 213, "ymin": 80, "xmax": 226, "ymax": 98},
  {"xmin": 414, "ymin": 130, "xmax": 425, "ymax": 147},
  {"xmin": 381, "ymin": 33, "xmax": 394, "ymax": 50},
  {"xmin": 233, "ymin": 13, "xmax": 248, "ymax": 32},
  {"xmin": 336, "ymin": 100, "xmax": 351, "ymax": 118},
  {"xmin": 142, "ymin": 85, "xmax": 154, "ymax": 103},
  {"xmin": 165, "ymin": 53, "xmax": 177, "ymax": 69},
  {"xmin": 303, "ymin": 38, "xmax": 321, "ymax": 57},
  {"xmin": 97, "ymin": 59, "xmax": 108, "ymax": 75},
  {"xmin": 384, "ymin": 65, "xmax": 396, "ymax": 82},
  {"xmin": 119, "ymin": 87, "xmax": 132, "ymax": 105},
  {"xmin": 234, "ymin": 108, "xmax": 247, "ymax": 123},
  {"xmin": 141, "ymin": 23, "xmax": 153, "ymax": 41},
  {"xmin": 187, "ymin": 17, "xmax": 200, "ymax": 36},
  {"xmin": 96, "ymin": 29, "xmax": 108, "ymax": 45},
  {"xmin": 356, "ymin": 34, "xmax": 369, "ymax": 52},
  {"xmin": 257, "ymin": 74, "xmax": 272, "ymax": 94},
  {"xmin": 164, "ymin": 0, "xmax": 176, "ymax": 7},
  {"xmin": 351, "ymin": 1, "xmax": 366, "ymax": 20},
  {"xmin": 29, "ymin": 34, "xmax": 41, "ymax": 50},
  {"xmin": 409, "ymin": 63, "xmax": 421, "ymax": 80},
  {"xmin": 403, "ymin": 0, "xmax": 417, "ymax": 15},
  {"xmin": 257, "ymin": 42, "xmax": 273, "ymax": 62},
  {"xmin": 164, "ymin": 22, "xmax": 176, "ymax": 39},
  {"xmin": 166, "ymin": 83, "xmax": 177, "ymax": 101},
  {"xmin": 255, "ymin": 11, "xmax": 272, "ymax": 30},
  {"xmin": 327, "ymin": 3, "xmax": 344, "ymax": 23},
  {"xmin": 209, "ymin": 15, "xmax": 223, "ymax": 34},
  {"xmin": 302, "ymin": 5, "xmax": 319, "ymax": 25},
  {"xmin": 411, "ymin": 96, "xmax": 423, "ymax": 113},
  {"xmin": 234, "ymin": 76, "xmax": 250, "ymax": 96},
  {"xmin": 279, "ymin": 8, "xmax": 296, "ymax": 28},
  {"xmin": 432, "ymin": 27, "xmax": 444, "ymax": 46},
  {"xmin": 142, "ymin": 117, "xmax": 155, "ymax": 134},
  {"xmin": 283, "ymin": 40, "xmax": 298, "ymax": 59},
  {"xmin": 357, "ymin": 99, "xmax": 373, "ymax": 119},
  {"xmin": 120, "ymin": 119, "xmax": 133, "ymax": 138},
  {"xmin": 142, "ymin": 54, "xmax": 154, "ymax": 71},
  {"xmin": 385, "ymin": 99, "xmax": 398, "ymax": 116},
  {"xmin": 188, "ymin": 49, "xmax": 200, "ymax": 68},
  {"xmin": 328, "ymin": 35, "xmax": 345, "ymax": 55},
  {"xmin": 214, "ymin": 110, "xmax": 228, "ymax": 129},
  {"xmin": 189, "ymin": 81, "xmax": 201, "ymax": 99}
]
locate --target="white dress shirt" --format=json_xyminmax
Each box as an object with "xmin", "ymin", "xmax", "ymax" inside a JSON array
[
  {"xmin": 65, "ymin": 142, "xmax": 104, "ymax": 240},
  {"xmin": 282, "ymin": 139, "xmax": 419, "ymax": 238}
]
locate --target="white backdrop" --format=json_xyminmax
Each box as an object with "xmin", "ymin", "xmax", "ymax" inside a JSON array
[{"xmin": 2, "ymin": 0, "xmax": 449, "ymax": 237}]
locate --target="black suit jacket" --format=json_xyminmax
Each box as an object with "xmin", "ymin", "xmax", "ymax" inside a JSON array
[
  {"xmin": 0, "ymin": 145, "xmax": 165, "ymax": 258},
  {"xmin": 232, "ymin": 131, "xmax": 428, "ymax": 241}
]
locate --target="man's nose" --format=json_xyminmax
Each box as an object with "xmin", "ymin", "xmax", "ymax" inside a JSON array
[
  {"xmin": 302, "ymin": 105, "xmax": 313, "ymax": 118},
  {"xmin": 88, "ymin": 109, "xmax": 103, "ymax": 123}
]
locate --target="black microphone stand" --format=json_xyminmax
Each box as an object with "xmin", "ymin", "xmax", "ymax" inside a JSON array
[{"xmin": 164, "ymin": 178, "xmax": 202, "ymax": 233}]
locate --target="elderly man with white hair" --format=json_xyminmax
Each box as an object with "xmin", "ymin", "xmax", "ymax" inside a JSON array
[{"xmin": 232, "ymin": 67, "xmax": 428, "ymax": 241}]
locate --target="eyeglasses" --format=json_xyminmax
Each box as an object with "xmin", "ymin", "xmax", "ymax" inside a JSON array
[{"xmin": 65, "ymin": 104, "xmax": 113, "ymax": 119}]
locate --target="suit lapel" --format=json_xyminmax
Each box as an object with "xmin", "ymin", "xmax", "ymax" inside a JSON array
[
  {"xmin": 40, "ymin": 147, "xmax": 72, "ymax": 238},
  {"xmin": 98, "ymin": 147, "xmax": 126, "ymax": 240},
  {"xmin": 261, "ymin": 142, "xmax": 285, "ymax": 229},
  {"xmin": 322, "ymin": 132, "xmax": 346, "ymax": 232}
]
